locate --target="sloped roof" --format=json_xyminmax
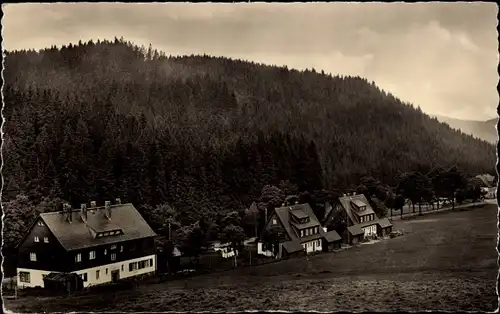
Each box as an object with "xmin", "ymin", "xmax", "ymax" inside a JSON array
[
  {"xmin": 40, "ymin": 203, "xmax": 157, "ymax": 251},
  {"xmin": 347, "ymin": 225, "xmax": 364, "ymax": 236},
  {"xmin": 290, "ymin": 209, "xmax": 309, "ymax": 220},
  {"xmin": 324, "ymin": 230, "xmax": 342, "ymax": 242},
  {"xmin": 272, "ymin": 203, "xmax": 341, "ymax": 248},
  {"xmin": 339, "ymin": 194, "xmax": 377, "ymax": 224},
  {"xmin": 282, "ymin": 240, "xmax": 304, "ymax": 254},
  {"xmin": 351, "ymin": 199, "xmax": 367, "ymax": 208},
  {"xmin": 475, "ymin": 175, "xmax": 493, "ymax": 188},
  {"xmin": 378, "ymin": 218, "xmax": 393, "ymax": 229}
]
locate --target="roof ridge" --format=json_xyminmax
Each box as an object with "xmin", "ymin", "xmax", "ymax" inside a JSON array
[{"xmin": 40, "ymin": 203, "xmax": 131, "ymax": 216}]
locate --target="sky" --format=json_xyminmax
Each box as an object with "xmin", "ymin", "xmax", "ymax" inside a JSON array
[{"xmin": 2, "ymin": 2, "xmax": 498, "ymax": 121}]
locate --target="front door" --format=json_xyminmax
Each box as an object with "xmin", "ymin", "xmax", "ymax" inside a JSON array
[{"xmin": 111, "ymin": 270, "xmax": 120, "ymax": 282}]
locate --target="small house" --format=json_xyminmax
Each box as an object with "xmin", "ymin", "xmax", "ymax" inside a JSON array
[
  {"xmin": 258, "ymin": 203, "xmax": 342, "ymax": 258},
  {"xmin": 324, "ymin": 193, "xmax": 393, "ymax": 245}
]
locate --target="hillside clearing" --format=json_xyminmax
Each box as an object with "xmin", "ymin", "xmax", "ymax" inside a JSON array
[{"xmin": 5, "ymin": 203, "xmax": 498, "ymax": 312}]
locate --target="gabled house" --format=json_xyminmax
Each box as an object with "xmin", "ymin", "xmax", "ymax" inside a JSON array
[
  {"xmin": 16, "ymin": 199, "xmax": 157, "ymax": 289},
  {"xmin": 258, "ymin": 203, "xmax": 342, "ymax": 257},
  {"xmin": 324, "ymin": 193, "xmax": 392, "ymax": 245},
  {"xmin": 475, "ymin": 174, "xmax": 497, "ymax": 199}
]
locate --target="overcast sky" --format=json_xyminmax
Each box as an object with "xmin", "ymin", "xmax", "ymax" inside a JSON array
[{"xmin": 2, "ymin": 2, "xmax": 498, "ymax": 120}]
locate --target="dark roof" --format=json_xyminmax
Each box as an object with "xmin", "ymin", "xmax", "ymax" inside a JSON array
[
  {"xmin": 351, "ymin": 199, "xmax": 367, "ymax": 208},
  {"xmin": 347, "ymin": 225, "xmax": 364, "ymax": 236},
  {"xmin": 290, "ymin": 209, "xmax": 309, "ymax": 220},
  {"xmin": 358, "ymin": 219, "xmax": 380, "ymax": 228},
  {"xmin": 291, "ymin": 219, "xmax": 318, "ymax": 230},
  {"xmin": 40, "ymin": 203, "xmax": 157, "ymax": 251},
  {"xmin": 378, "ymin": 218, "xmax": 393, "ymax": 229},
  {"xmin": 339, "ymin": 194, "xmax": 377, "ymax": 224},
  {"xmin": 282, "ymin": 240, "xmax": 304, "ymax": 254},
  {"xmin": 324, "ymin": 230, "xmax": 342, "ymax": 242},
  {"xmin": 271, "ymin": 203, "xmax": 341, "ymax": 248}
]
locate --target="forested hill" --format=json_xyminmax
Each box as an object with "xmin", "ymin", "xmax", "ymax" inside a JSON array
[{"xmin": 2, "ymin": 38, "xmax": 495, "ymax": 219}]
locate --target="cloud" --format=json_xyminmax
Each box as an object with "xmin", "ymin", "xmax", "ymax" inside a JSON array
[{"xmin": 2, "ymin": 2, "xmax": 498, "ymax": 120}]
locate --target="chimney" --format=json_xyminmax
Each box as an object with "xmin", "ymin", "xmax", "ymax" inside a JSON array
[
  {"xmin": 81, "ymin": 203, "xmax": 87, "ymax": 221},
  {"xmin": 63, "ymin": 203, "xmax": 72, "ymax": 223},
  {"xmin": 105, "ymin": 201, "xmax": 111, "ymax": 219},
  {"xmin": 115, "ymin": 198, "xmax": 121, "ymax": 205}
]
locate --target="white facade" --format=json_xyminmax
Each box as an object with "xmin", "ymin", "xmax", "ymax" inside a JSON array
[
  {"xmin": 363, "ymin": 225, "xmax": 377, "ymax": 237},
  {"xmin": 301, "ymin": 239, "xmax": 322, "ymax": 253},
  {"xmin": 17, "ymin": 268, "xmax": 52, "ymax": 289},
  {"xmin": 257, "ymin": 242, "xmax": 274, "ymax": 257},
  {"xmin": 17, "ymin": 254, "xmax": 156, "ymax": 289}
]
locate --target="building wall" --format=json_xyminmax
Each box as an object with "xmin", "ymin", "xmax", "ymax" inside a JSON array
[
  {"xmin": 301, "ymin": 239, "xmax": 322, "ymax": 253},
  {"xmin": 17, "ymin": 218, "xmax": 67, "ymax": 271},
  {"xmin": 16, "ymin": 268, "xmax": 53, "ymax": 289},
  {"xmin": 362, "ymin": 225, "xmax": 377, "ymax": 237},
  {"xmin": 74, "ymin": 254, "xmax": 156, "ymax": 288},
  {"xmin": 17, "ymin": 254, "xmax": 157, "ymax": 289},
  {"xmin": 257, "ymin": 242, "xmax": 274, "ymax": 257}
]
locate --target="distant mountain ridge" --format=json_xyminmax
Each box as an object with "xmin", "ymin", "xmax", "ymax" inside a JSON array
[{"xmin": 433, "ymin": 115, "xmax": 497, "ymax": 144}]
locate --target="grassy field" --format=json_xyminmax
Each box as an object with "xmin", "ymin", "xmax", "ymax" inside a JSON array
[{"xmin": 4, "ymin": 204, "xmax": 498, "ymax": 312}]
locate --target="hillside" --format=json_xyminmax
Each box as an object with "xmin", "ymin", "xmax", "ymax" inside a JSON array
[
  {"xmin": 434, "ymin": 115, "xmax": 497, "ymax": 144},
  {"xmin": 2, "ymin": 38, "xmax": 496, "ymax": 220}
]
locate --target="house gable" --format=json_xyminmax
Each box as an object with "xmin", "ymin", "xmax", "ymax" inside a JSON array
[
  {"xmin": 263, "ymin": 212, "xmax": 291, "ymax": 242},
  {"xmin": 17, "ymin": 217, "xmax": 67, "ymax": 271}
]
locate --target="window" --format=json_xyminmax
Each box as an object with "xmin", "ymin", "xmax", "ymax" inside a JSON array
[
  {"xmin": 19, "ymin": 272, "xmax": 30, "ymax": 283},
  {"xmin": 106, "ymin": 268, "xmax": 109, "ymax": 275},
  {"xmin": 111, "ymin": 244, "xmax": 117, "ymax": 250},
  {"xmin": 37, "ymin": 221, "xmax": 44, "ymax": 227},
  {"xmin": 150, "ymin": 259, "xmax": 153, "ymax": 267},
  {"xmin": 272, "ymin": 218, "xmax": 277, "ymax": 225},
  {"xmin": 120, "ymin": 246, "xmax": 123, "ymax": 252},
  {"xmin": 96, "ymin": 270, "xmax": 100, "ymax": 280},
  {"xmin": 129, "ymin": 262, "xmax": 138, "ymax": 271},
  {"xmin": 111, "ymin": 253, "xmax": 116, "ymax": 261},
  {"xmin": 43, "ymin": 237, "xmax": 49, "ymax": 243},
  {"xmin": 80, "ymin": 273, "xmax": 87, "ymax": 282},
  {"xmin": 75, "ymin": 253, "xmax": 82, "ymax": 263},
  {"xmin": 109, "ymin": 231, "xmax": 115, "ymax": 235},
  {"xmin": 300, "ymin": 230, "xmax": 304, "ymax": 237},
  {"xmin": 103, "ymin": 232, "xmax": 109, "ymax": 236},
  {"xmin": 34, "ymin": 236, "xmax": 40, "ymax": 242},
  {"xmin": 305, "ymin": 229, "xmax": 309, "ymax": 236},
  {"xmin": 121, "ymin": 265, "xmax": 124, "ymax": 271},
  {"xmin": 89, "ymin": 251, "xmax": 96, "ymax": 260},
  {"xmin": 29, "ymin": 253, "xmax": 37, "ymax": 262},
  {"xmin": 104, "ymin": 249, "xmax": 107, "ymax": 255}
]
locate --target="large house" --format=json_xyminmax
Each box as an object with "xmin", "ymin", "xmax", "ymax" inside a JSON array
[
  {"xmin": 323, "ymin": 193, "xmax": 392, "ymax": 245},
  {"xmin": 258, "ymin": 202, "xmax": 342, "ymax": 257},
  {"xmin": 16, "ymin": 199, "xmax": 157, "ymax": 289}
]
